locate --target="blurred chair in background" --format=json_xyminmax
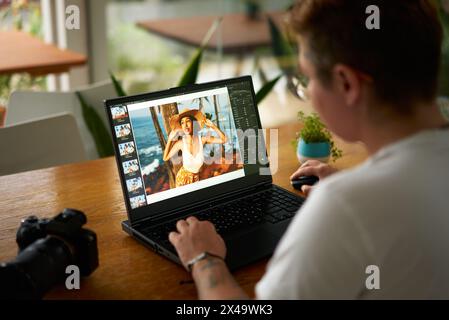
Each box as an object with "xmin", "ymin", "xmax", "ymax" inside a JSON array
[
  {"xmin": 0, "ymin": 113, "xmax": 87, "ymax": 176},
  {"xmin": 5, "ymin": 80, "xmax": 117, "ymax": 160}
]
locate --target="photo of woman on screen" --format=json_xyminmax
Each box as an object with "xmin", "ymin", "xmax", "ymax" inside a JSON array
[{"xmin": 163, "ymin": 108, "xmax": 227, "ymax": 187}]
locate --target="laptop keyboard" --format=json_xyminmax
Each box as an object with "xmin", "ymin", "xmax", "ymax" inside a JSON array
[{"xmin": 140, "ymin": 186, "xmax": 304, "ymax": 248}]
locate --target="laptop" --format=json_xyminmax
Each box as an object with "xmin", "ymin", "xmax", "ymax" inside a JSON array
[{"xmin": 104, "ymin": 76, "xmax": 305, "ymax": 270}]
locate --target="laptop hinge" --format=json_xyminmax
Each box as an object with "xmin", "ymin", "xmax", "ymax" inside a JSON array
[{"xmin": 131, "ymin": 181, "xmax": 272, "ymax": 228}]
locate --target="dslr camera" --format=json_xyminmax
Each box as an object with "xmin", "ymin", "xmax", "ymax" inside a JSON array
[{"xmin": 0, "ymin": 208, "xmax": 99, "ymax": 299}]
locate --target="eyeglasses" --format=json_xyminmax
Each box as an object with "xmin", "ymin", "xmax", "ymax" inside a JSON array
[
  {"xmin": 289, "ymin": 73, "xmax": 309, "ymax": 102},
  {"xmin": 289, "ymin": 69, "xmax": 377, "ymax": 102}
]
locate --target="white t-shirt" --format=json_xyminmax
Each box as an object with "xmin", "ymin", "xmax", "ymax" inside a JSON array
[{"xmin": 256, "ymin": 128, "xmax": 449, "ymax": 299}]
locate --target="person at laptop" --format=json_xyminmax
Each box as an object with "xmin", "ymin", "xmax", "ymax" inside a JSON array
[
  {"xmin": 169, "ymin": 0, "xmax": 449, "ymax": 299},
  {"xmin": 163, "ymin": 108, "xmax": 227, "ymax": 187}
]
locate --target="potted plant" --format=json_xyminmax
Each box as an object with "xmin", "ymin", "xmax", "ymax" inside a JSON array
[{"xmin": 293, "ymin": 111, "xmax": 342, "ymax": 164}]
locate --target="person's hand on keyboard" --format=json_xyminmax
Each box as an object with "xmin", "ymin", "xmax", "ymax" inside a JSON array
[
  {"xmin": 169, "ymin": 216, "xmax": 226, "ymax": 271},
  {"xmin": 290, "ymin": 160, "xmax": 338, "ymax": 197}
]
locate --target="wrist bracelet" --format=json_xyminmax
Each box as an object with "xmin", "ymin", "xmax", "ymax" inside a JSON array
[{"xmin": 185, "ymin": 252, "xmax": 223, "ymax": 273}]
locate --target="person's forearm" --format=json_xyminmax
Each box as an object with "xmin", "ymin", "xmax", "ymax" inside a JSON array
[
  {"xmin": 191, "ymin": 257, "xmax": 249, "ymax": 300},
  {"xmin": 163, "ymin": 139, "xmax": 175, "ymax": 161},
  {"xmin": 210, "ymin": 125, "xmax": 227, "ymax": 143}
]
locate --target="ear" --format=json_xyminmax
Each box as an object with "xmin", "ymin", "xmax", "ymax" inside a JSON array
[{"xmin": 332, "ymin": 64, "xmax": 361, "ymax": 106}]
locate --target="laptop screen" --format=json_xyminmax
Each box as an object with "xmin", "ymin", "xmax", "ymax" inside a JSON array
[{"xmin": 107, "ymin": 77, "xmax": 269, "ymax": 218}]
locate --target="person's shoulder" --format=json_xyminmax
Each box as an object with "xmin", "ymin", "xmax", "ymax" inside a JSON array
[
  {"xmin": 312, "ymin": 160, "xmax": 385, "ymax": 208},
  {"xmin": 290, "ymin": 166, "xmax": 370, "ymax": 224},
  {"xmin": 318, "ymin": 162, "xmax": 373, "ymax": 191}
]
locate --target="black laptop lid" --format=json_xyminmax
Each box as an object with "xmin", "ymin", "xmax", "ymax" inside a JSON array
[{"xmin": 105, "ymin": 76, "xmax": 272, "ymax": 224}]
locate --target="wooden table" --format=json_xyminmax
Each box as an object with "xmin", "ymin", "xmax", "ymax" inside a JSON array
[
  {"xmin": 0, "ymin": 31, "xmax": 87, "ymax": 76},
  {"xmin": 0, "ymin": 122, "xmax": 368, "ymax": 299},
  {"xmin": 137, "ymin": 12, "xmax": 286, "ymax": 55}
]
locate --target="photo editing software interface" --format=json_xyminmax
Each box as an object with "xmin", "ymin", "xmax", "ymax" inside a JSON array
[{"xmin": 110, "ymin": 80, "xmax": 262, "ymax": 210}]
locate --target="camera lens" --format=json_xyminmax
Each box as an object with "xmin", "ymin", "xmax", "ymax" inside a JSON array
[{"xmin": 5, "ymin": 236, "xmax": 73, "ymax": 299}]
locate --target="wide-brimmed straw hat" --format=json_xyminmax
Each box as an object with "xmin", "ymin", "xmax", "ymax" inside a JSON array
[{"xmin": 169, "ymin": 108, "xmax": 206, "ymax": 131}]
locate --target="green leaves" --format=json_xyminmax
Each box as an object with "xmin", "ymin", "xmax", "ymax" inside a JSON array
[
  {"xmin": 0, "ymin": 75, "xmax": 12, "ymax": 102},
  {"xmin": 110, "ymin": 18, "xmax": 223, "ymax": 91},
  {"xmin": 256, "ymin": 74, "xmax": 282, "ymax": 105},
  {"xmin": 109, "ymin": 71, "xmax": 127, "ymax": 97},
  {"xmin": 103, "ymin": 18, "xmax": 224, "ymax": 158},
  {"xmin": 267, "ymin": 15, "xmax": 296, "ymax": 75},
  {"xmin": 108, "ymin": 15, "xmax": 282, "ymax": 107},
  {"xmin": 106, "ymin": 15, "xmax": 287, "ymax": 152},
  {"xmin": 297, "ymin": 111, "xmax": 330, "ymax": 143},
  {"xmin": 254, "ymin": 16, "xmax": 299, "ymax": 105},
  {"xmin": 177, "ymin": 49, "xmax": 203, "ymax": 87},
  {"xmin": 177, "ymin": 17, "xmax": 223, "ymax": 87},
  {"xmin": 437, "ymin": 1, "xmax": 449, "ymax": 97},
  {"xmin": 74, "ymin": 71, "xmax": 126, "ymax": 158},
  {"xmin": 76, "ymin": 92, "xmax": 114, "ymax": 158},
  {"xmin": 295, "ymin": 111, "xmax": 342, "ymax": 161},
  {"xmin": 435, "ymin": 0, "xmax": 449, "ymax": 34}
]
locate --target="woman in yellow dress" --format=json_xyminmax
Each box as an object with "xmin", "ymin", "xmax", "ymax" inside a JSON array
[{"xmin": 163, "ymin": 108, "xmax": 227, "ymax": 187}]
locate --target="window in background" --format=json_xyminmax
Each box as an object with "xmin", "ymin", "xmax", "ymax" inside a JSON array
[
  {"xmin": 0, "ymin": 0, "xmax": 46, "ymax": 109},
  {"xmin": 106, "ymin": 0, "xmax": 292, "ymax": 95}
]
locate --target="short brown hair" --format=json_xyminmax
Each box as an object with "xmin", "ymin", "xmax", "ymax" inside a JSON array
[{"xmin": 291, "ymin": 0, "xmax": 443, "ymax": 111}]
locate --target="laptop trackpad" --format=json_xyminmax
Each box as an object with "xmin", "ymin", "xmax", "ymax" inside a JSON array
[{"xmin": 224, "ymin": 225, "xmax": 280, "ymax": 270}]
